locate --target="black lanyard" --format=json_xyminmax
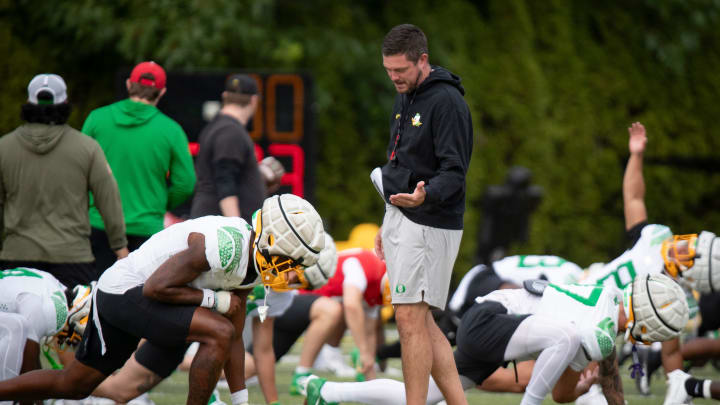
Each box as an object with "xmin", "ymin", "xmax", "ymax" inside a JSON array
[{"xmin": 389, "ymin": 90, "xmax": 417, "ymax": 167}]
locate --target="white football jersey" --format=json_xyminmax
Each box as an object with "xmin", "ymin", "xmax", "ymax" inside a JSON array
[
  {"xmin": 98, "ymin": 216, "xmax": 256, "ymax": 294},
  {"xmin": 493, "ymin": 255, "xmax": 584, "ymax": 285},
  {"xmin": 0, "ymin": 268, "xmax": 68, "ymax": 341},
  {"xmin": 476, "ymin": 288, "xmax": 540, "ymax": 315},
  {"xmin": 476, "ymin": 282, "xmax": 619, "ymax": 366},
  {"xmin": 538, "ymin": 283, "xmax": 620, "ymax": 363},
  {"xmin": 583, "ymin": 224, "xmax": 671, "ymax": 296}
]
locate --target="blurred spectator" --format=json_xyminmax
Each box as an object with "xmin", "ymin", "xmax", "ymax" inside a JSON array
[
  {"xmin": 82, "ymin": 61, "xmax": 195, "ymax": 276},
  {"xmin": 190, "ymin": 73, "xmax": 284, "ymax": 223},
  {"xmin": 0, "ymin": 74, "xmax": 128, "ymax": 288}
]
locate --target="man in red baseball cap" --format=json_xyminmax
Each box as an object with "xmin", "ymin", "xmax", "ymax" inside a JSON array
[
  {"xmin": 81, "ymin": 61, "xmax": 196, "ymax": 277},
  {"xmin": 129, "ymin": 61, "xmax": 167, "ymax": 89}
]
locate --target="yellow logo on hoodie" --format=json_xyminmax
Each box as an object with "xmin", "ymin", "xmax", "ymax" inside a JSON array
[{"xmin": 411, "ymin": 113, "xmax": 422, "ymax": 127}]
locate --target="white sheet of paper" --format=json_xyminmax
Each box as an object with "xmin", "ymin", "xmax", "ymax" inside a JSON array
[{"xmin": 370, "ymin": 167, "xmax": 386, "ymax": 203}]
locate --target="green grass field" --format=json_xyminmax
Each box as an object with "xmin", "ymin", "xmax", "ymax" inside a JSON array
[{"xmin": 142, "ymin": 332, "xmax": 720, "ymax": 405}]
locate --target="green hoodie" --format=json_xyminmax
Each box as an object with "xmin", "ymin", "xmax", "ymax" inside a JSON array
[
  {"xmin": 82, "ymin": 99, "xmax": 196, "ymax": 236},
  {"xmin": 0, "ymin": 124, "xmax": 127, "ymax": 262}
]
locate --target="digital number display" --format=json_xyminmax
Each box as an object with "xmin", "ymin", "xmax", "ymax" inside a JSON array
[{"xmin": 136, "ymin": 71, "xmax": 315, "ymax": 200}]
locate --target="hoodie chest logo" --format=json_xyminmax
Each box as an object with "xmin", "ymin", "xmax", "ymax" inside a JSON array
[{"xmin": 411, "ymin": 113, "xmax": 422, "ymax": 127}]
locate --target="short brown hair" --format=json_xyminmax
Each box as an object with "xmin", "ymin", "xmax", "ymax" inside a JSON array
[
  {"xmin": 128, "ymin": 73, "xmax": 161, "ymax": 102},
  {"xmin": 382, "ymin": 24, "xmax": 428, "ymax": 63},
  {"xmin": 222, "ymin": 91, "xmax": 252, "ymax": 107}
]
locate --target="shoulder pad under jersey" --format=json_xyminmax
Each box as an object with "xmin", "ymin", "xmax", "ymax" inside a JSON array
[{"xmin": 523, "ymin": 279, "xmax": 549, "ymax": 296}]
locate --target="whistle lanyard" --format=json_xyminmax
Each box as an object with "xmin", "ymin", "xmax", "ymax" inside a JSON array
[{"xmin": 389, "ymin": 90, "xmax": 417, "ymax": 166}]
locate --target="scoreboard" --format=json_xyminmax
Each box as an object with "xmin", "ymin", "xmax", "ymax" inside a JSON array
[{"xmin": 115, "ymin": 70, "xmax": 315, "ymax": 216}]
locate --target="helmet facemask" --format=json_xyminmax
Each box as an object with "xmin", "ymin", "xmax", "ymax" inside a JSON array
[
  {"xmin": 251, "ymin": 195, "xmax": 325, "ymax": 292},
  {"xmin": 662, "ymin": 234, "xmax": 699, "ymax": 278},
  {"xmin": 252, "ymin": 208, "xmax": 308, "ymax": 291},
  {"xmin": 56, "ymin": 284, "xmax": 92, "ymax": 348},
  {"xmin": 254, "ymin": 249, "xmax": 309, "ymax": 291},
  {"xmin": 681, "ymin": 231, "xmax": 719, "ymax": 294},
  {"xmin": 623, "ymin": 280, "xmax": 641, "ymax": 345}
]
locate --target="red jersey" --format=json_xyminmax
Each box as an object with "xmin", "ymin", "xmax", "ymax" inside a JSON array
[{"xmin": 303, "ymin": 248, "xmax": 386, "ymax": 307}]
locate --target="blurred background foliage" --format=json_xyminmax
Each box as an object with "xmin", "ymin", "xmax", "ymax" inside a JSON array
[{"xmin": 2, "ymin": 0, "xmax": 719, "ymax": 282}]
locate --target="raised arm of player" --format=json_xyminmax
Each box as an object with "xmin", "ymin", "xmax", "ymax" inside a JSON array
[
  {"xmin": 623, "ymin": 122, "xmax": 648, "ymax": 230},
  {"xmin": 598, "ymin": 347, "xmax": 624, "ymax": 405}
]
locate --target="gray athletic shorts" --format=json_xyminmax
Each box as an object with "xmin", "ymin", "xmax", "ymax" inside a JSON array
[{"xmin": 381, "ymin": 204, "xmax": 462, "ymax": 310}]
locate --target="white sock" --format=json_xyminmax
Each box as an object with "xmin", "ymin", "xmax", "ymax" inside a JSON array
[
  {"xmin": 295, "ymin": 366, "xmax": 311, "ymax": 374},
  {"xmin": 321, "ymin": 376, "xmax": 455, "ymax": 405},
  {"xmin": 321, "ymin": 379, "xmax": 407, "ymax": 405}
]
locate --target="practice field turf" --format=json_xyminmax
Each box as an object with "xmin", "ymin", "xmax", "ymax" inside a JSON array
[{"xmin": 141, "ymin": 331, "xmax": 720, "ymax": 405}]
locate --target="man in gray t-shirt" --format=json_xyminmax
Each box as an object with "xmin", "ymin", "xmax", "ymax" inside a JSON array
[{"xmin": 191, "ymin": 74, "xmax": 283, "ymax": 223}]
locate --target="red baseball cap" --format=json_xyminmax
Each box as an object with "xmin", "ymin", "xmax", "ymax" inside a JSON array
[{"xmin": 129, "ymin": 61, "xmax": 166, "ymax": 89}]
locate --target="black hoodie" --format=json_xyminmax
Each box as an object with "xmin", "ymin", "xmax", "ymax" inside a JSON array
[{"xmin": 381, "ymin": 65, "xmax": 473, "ymax": 230}]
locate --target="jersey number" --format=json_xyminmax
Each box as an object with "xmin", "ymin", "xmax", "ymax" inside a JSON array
[
  {"xmin": 0, "ymin": 268, "xmax": 42, "ymax": 279},
  {"xmin": 548, "ymin": 283, "xmax": 603, "ymax": 307},
  {"xmin": 597, "ymin": 261, "xmax": 636, "ymax": 289},
  {"xmin": 517, "ymin": 255, "xmax": 567, "ymax": 268}
]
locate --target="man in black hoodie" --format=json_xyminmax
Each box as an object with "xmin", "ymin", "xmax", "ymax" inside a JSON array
[{"xmin": 373, "ymin": 24, "xmax": 472, "ymax": 405}]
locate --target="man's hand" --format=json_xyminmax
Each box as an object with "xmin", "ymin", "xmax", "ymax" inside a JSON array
[
  {"xmin": 259, "ymin": 156, "xmax": 285, "ymax": 193},
  {"xmin": 389, "ymin": 181, "xmax": 426, "ymax": 207},
  {"xmin": 576, "ymin": 367, "xmax": 599, "ymax": 395},
  {"xmin": 360, "ymin": 351, "xmax": 376, "ymax": 379},
  {"xmin": 223, "ymin": 293, "xmax": 244, "ymax": 318},
  {"xmin": 374, "ymin": 228, "xmax": 384, "ymax": 260},
  {"xmin": 628, "ymin": 122, "xmax": 647, "ymax": 155},
  {"xmin": 114, "ymin": 247, "xmax": 129, "ymax": 259}
]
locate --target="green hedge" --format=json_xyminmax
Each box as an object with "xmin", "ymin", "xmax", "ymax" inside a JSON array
[{"xmin": 2, "ymin": 0, "xmax": 719, "ymax": 282}]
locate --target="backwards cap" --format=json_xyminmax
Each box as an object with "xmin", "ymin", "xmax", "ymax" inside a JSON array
[
  {"xmin": 27, "ymin": 74, "xmax": 67, "ymax": 105},
  {"xmin": 129, "ymin": 61, "xmax": 166, "ymax": 89}
]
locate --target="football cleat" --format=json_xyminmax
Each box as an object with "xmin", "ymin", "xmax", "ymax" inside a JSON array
[
  {"xmin": 207, "ymin": 388, "xmax": 227, "ymax": 405},
  {"xmin": 663, "ymin": 369, "xmax": 692, "ymax": 405},
  {"xmin": 290, "ymin": 370, "xmax": 312, "ymax": 396},
  {"xmin": 312, "ymin": 345, "xmax": 356, "ymax": 378},
  {"xmin": 300, "ymin": 375, "xmax": 338, "ymax": 405}
]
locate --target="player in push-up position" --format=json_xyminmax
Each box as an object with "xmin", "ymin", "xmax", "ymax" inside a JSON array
[
  {"xmin": 0, "ymin": 267, "xmax": 91, "ymax": 384},
  {"xmin": 580, "ymin": 122, "xmax": 720, "ymax": 403},
  {"xmin": 300, "ymin": 273, "xmax": 689, "ymax": 405},
  {"xmin": 0, "ymin": 194, "xmax": 326, "ymax": 405},
  {"xmin": 375, "ymin": 254, "xmax": 583, "ymax": 364}
]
